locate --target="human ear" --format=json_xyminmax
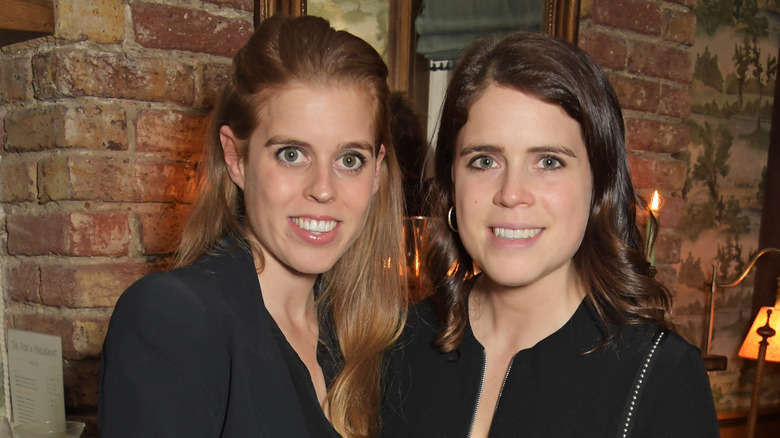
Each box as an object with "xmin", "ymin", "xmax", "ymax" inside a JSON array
[
  {"xmin": 220, "ymin": 125, "xmax": 245, "ymax": 190},
  {"xmin": 372, "ymin": 144, "xmax": 386, "ymax": 195}
]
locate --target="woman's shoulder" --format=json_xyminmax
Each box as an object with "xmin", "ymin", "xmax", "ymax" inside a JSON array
[
  {"xmin": 611, "ymin": 320, "xmax": 705, "ymax": 372},
  {"xmin": 111, "ymin": 246, "xmax": 258, "ymax": 326}
]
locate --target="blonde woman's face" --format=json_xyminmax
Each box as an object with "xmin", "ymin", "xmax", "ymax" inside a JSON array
[
  {"xmin": 452, "ymin": 85, "xmax": 592, "ymax": 291},
  {"xmin": 221, "ymin": 84, "xmax": 384, "ymax": 277}
]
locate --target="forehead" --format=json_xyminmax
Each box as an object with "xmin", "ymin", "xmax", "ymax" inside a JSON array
[
  {"xmin": 256, "ymin": 81, "xmax": 378, "ymax": 131},
  {"xmin": 249, "ymin": 84, "xmax": 378, "ymax": 152},
  {"xmin": 457, "ymin": 85, "xmax": 584, "ymax": 152}
]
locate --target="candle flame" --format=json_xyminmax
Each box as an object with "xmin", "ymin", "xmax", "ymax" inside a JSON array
[{"xmin": 650, "ymin": 190, "xmax": 661, "ymax": 212}]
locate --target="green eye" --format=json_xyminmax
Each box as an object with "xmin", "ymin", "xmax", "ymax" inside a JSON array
[
  {"xmin": 343, "ymin": 154, "xmax": 358, "ymax": 168},
  {"xmin": 283, "ymin": 149, "xmax": 298, "ymax": 162},
  {"xmin": 336, "ymin": 152, "xmax": 366, "ymax": 171},
  {"xmin": 469, "ymin": 156, "xmax": 496, "ymax": 169},
  {"xmin": 277, "ymin": 147, "xmax": 303, "ymax": 164},
  {"xmin": 539, "ymin": 156, "xmax": 563, "ymax": 169}
]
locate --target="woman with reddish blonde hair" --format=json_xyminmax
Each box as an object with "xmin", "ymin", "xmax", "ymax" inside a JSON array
[{"xmin": 100, "ymin": 15, "xmax": 406, "ymax": 438}]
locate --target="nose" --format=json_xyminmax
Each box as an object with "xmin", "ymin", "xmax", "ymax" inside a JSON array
[
  {"xmin": 494, "ymin": 168, "xmax": 534, "ymax": 208},
  {"xmin": 304, "ymin": 162, "xmax": 335, "ymax": 203}
]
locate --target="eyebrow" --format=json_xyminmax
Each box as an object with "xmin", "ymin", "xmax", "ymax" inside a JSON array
[
  {"xmin": 526, "ymin": 145, "xmax": 578, "ymax": 158},
  {"xmin": 265, "ymin": 136, "xmax": 376, "ymax": 155},
  {"xmin": 459, "ymin": 143, "xmax": 578, "ymax": 159},
  {"xmin": 458, "ymin": 144, "xmax": 503, "ymax": 157}
]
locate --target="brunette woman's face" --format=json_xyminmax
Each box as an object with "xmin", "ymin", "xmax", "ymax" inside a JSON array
[
  {"xmin": 452, "ymin": 84, "xmax": 592, "ymax": 291},
  {"xmin": 221, "ymin": 84, "xmax": 384, "ymax": 277}
]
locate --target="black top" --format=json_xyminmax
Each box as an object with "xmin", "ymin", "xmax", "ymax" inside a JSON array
[
  {"xmin": 381, "ymin": 299, "xmax": 720, "ymax": 438},
  {"xmin": 99, "ymin": 242, "xmax": 341, "ymax": 438}
]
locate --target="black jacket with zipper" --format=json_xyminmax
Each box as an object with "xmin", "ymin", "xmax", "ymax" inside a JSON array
[{"xmin": 381, "ymin": 298, "xmax": 720, "ymax": 438}]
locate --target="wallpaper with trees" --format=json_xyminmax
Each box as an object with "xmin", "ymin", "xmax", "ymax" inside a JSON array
[{"xmin": 677, "ymin": 0, "xmax": 779, "ymax": 412}]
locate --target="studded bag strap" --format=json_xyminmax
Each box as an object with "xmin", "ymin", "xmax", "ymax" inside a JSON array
[{"xmin": 617, "ymin": 329, "xmax": 667, "ymax": 438}]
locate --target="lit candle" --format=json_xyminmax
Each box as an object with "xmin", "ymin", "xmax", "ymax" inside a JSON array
[{"xmin": 645, "ymin": 190, "xmax": 661, "ymax": 266}]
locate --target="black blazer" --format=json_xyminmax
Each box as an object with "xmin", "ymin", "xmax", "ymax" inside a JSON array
[{"xmin": 99, "ymin": 243, "xmax": 338, "ymax": 437}]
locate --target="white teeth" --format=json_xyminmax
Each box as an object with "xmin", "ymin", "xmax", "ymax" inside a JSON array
[
  {"xmin": 292, "ymin": 218, "xmax": 338, "ymax": 233},
  {"xmin": 492, "ymin": 227, "xmax": 542, "ymax": 240}
]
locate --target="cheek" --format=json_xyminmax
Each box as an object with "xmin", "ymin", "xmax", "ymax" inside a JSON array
[{"xmin": 340, "ymin": 175, "xmax": 376, "ymax": 211}]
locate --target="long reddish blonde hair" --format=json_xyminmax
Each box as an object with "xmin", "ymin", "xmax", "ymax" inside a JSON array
[{"xmin": 175, "ymin": 15, "xmax": 406, "ymax": 437}]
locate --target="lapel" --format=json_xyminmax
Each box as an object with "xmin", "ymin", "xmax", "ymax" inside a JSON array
[{"xmin": 213, "ymin": 243, "xmax": 312, "ymax": 437}]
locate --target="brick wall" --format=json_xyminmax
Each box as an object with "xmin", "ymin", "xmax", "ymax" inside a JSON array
[
  {"xmin": 0, "ymin": 0, "xmax": 253, "ymax": 433},
  {"xmin": 579, "ymin": 0, "xmax": 696, "ymax": 290}
]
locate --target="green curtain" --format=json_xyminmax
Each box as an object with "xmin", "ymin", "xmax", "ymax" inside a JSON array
[{"xmin": 415, "ymin": 0, "xmax": 545, "ymax": 61}]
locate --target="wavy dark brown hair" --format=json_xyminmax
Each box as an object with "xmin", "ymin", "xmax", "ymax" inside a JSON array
[
  {"xmin": 175, "ymin": 15, "xmax": 406, "ymax": 437},
  {"xmin": 426, "ymin": 32, "xmax": 672, "ymax": 353}
]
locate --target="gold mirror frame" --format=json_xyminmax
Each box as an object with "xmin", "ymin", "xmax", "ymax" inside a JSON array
[{"xmin": 254, "ymin": 0, "xmax": 581, "ymax": 92}]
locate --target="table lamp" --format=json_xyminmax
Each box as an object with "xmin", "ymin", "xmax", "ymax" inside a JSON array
[
  {"xmin": 734, "ymin": 248, "xmax": 780, "ymax": 438},
  {"xmin": 738, "ymin": 302, "xmax": 780, "ymax": 438}
]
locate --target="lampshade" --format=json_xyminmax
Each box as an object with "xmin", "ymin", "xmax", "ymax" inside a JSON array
[{"xmin": 738, "ymin": 307, "xmax": 780, "ymax": 362}]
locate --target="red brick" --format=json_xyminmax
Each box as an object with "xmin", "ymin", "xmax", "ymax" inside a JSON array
[
  {"xmin": 0, "ymin": 210, "xmax": 6, "ymax": 254},
  {"xmin": 657, "ymin": 194, "xmax": 683, "ymax": 228},
  {"xmin": 0, "ymin": 158, "xmax": 37, "ymax": 202},
  {"xmin": 665, "ymin": 0, "xmax": 695, "ymax": 10},
  {"xmin": 627, "ymin": 41, "xmax": 692, "ymax": 84},
  {"xmin": 0, "ymin": 56, "xmax": 33, "ymax": 102},
  {"xmin": 38, "ymin": 156, "xmax": 198, "ymax": 203},
  {"xmin": 658, "ymin": 83, "xmax": 691, "ymax": 119},
  {"xmin": 592, "ymin": 0, "xmax": 663, "ymax": 36},
  {"xmin": 205, "ymin": 0, "xmax": 253, "ymax": 10},
  {"xmin": 625, "ymin": 119, "xmax": 689, "ymax": 153},
  {"xmin": 5, "ymin": 105, "xmax": 67, "ymax": 151},
  {"xmin": 32, "ymin": 50, "xmax": 196, "ymax": 105},
  {"xmin": 1, "ymin": 110, "xmax": 7, "ymax": 152},
  {"xmin": 136, "ymin": 109, "xmax": 208, "ymax": 159},
  {"xmin": 664, "ymin": 9, "xmax": 696, "ymax": 46},
  {"xmin": 41, "ymin": 262, "xmax": 163, "ymax": 308},
  {"xmin": 4, "ymin": 261, "xmax": 41, "ymax": 303},
  {"xmin": 5, "ymin": 104, "xmax": 127, "ymax": 151},
  {"xmin": 628, "ymin": 154, "xmax": 687, "ymax": 191},
  {"xmin": 139, "ymin": 204, "xmax": 192, "ymax": 255},
  {"xmin": 7, "ymin": 212, "xmax": 131, "ymax": 256},
  {"xmin": 64, "ymin": 359, "xmax": 100, "ymax": 408},
  {"xmin": 579, "ymin": 28, "xmax": 628, "ymax": 70},
  {"xmin": 132, "ymin": 3, "xmax": 252, "ymax": 57},
  {"xmin": 201, "ymin": 62, "xmax": 231, "ymax": 107},
  {"xmin": 38, "ymin": 156, "xmax": 70, "ymax": 201},
  {"xmin": 11, "ymin": 312, "xmax": 110, "ymax": 359},
  {"xmin": 58, "ymin": 0, "xmax": 124, "ymax": 44},
  {"xmin": 608, "ymin": 73, "xmax": 660, "ymax": 113}
]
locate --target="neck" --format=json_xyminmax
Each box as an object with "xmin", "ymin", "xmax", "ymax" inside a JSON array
[
  {"xmin": 469, "ymin": 268, "xmax": 586, "ymax": 352},
  {"xmin": 254, "ymin": 250, "xmax": 319, "ymax": 324}
]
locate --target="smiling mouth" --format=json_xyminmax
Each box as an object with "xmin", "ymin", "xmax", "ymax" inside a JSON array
[
  {"xmin": 292, "ymin": 218, "xmax": 338, "ymax": 234},
  {"xmin": 492, "ymin": 227, "xmax": 542, "ymax": 240}
]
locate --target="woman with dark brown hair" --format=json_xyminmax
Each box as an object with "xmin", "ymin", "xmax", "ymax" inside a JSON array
[
  {"xmin": 381, "ymin": 32, "xmax": 719, "ymax": 437},
  {"xmin": 99, "ymin": 15, "xmax": 406, "ymax": 438}
]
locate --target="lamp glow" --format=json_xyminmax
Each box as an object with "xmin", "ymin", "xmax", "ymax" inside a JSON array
[{"xmin": 738, "ymin": 306, "xmax": 780, "ymax": 362}]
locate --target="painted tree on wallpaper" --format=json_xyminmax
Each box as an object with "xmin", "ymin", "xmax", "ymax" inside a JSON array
[{"xmin": 679, "ymin": 0, "xmax": 780, "ymax": 412}]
